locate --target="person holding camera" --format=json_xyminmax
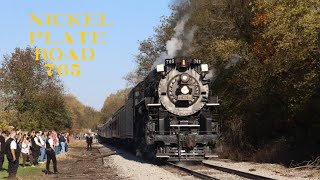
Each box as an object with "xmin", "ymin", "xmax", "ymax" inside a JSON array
[
  {"xmin": 5, "ymin": 130, "xmax": 21, "ymax": 179},
  {"xmin": 21, "ymin": 134, "xmax": 34, "ymax": 168}
]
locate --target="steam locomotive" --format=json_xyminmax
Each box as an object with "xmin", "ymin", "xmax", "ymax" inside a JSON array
[{"xmin": 97, "ymin": 58, "xmax": 220, "ymax": 161}]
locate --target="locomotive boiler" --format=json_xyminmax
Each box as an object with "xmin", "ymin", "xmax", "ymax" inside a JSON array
[{"xmin": 98, "ymin": 58, "xmax": 220, "ymax": 161}]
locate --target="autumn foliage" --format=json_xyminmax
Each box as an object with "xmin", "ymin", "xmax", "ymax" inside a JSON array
[
  {"xmin": 100, "ymin": 88, "xmax": 131, "ymax": 123},
  {"xmin": 125, "ymin": 0, "xmax": 320, "ymax": 164},
  {"xmin": 0, "ymin": 47, "xmax": 101, "ymax": 132}
]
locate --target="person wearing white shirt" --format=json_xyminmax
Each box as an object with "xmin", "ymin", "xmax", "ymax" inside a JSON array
[
  {"xmin": 33, "ymin": 131, "xmax": 42, "ymax": 165},
  {"xmin": 45, "ymin": 132, "xmax": 58, "ymax": 175},
  {"xmin": 38, "ymin": 131, "xmax": 46, "ymax": 163}
]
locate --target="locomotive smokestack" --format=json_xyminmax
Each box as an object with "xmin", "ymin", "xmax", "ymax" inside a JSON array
[{"xmin": 181, "ymin": 59, "xmax": 186, "ymax": 68}]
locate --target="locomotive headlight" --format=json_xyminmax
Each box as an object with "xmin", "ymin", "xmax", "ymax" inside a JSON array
[
  {"xmin": 181, "ymin": 86, "xmax": 190, "ymax": 94},
  {"xmin": 180, "ymin": 74, "xmax": 190, "ymax": 82},
  {"xmin": 201, "ymin": 64, "xmax": 209, "ymax": 72},
  {"xmin": 156, "ymin": 64, "xmax": 165, "ymax": 72}
]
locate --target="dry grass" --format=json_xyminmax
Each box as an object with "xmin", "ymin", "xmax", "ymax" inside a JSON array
[
  {"xmin": 290, "ymin": 156, "xmax": 320, "ymax": 170},
  {"xmin": 217, "ymin": 135, "xmax": 290, "ymax": 163},
  {"xmin": 252, "ymin": 137, "xmax": 289, "ymax": 163},
  {"xmin": 68, "ymin": 140, "xmax": 87, "ymax": 148}
]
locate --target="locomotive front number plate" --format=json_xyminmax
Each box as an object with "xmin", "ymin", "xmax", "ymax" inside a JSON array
[{"xmin": 178, "ymin": 95, "xmax": 193, "ymax": 101}]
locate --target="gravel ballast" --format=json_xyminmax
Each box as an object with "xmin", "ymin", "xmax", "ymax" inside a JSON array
[
  {"xmin": 99, "ymin": 145, "xmax": 183, "ymax": 180},
  {"xmin": 98, "ymin": 144, "xmax": 320, "ymax": 180},
  {"xmin": 204, "ymin": 159, "xmax": 320, "ymax": 180}
]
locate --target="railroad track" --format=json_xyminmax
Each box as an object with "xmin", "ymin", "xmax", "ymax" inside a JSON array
[
  {"xmin": 168, "ymin": 162, "xmax": 218, "ymax": 180},
  {"xmin": 202, "ymin": 162, "xmax": 275, "ymax": 180},
  {"xmin": 168, "ymin": 162, "xmax": 275, "ymax": 180}
]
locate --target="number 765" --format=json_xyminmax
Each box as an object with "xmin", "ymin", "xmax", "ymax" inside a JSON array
[{"xmin": 45, "ymin": 64, "xmax": 81, "ymax": 76}]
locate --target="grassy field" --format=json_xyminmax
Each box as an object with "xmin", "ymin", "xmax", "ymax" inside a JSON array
[
  {"xmin": 0, "ymin": 155, "xmax": 44, "ymax": 179},
  {"xmin": 0, "ymin": 141, "xmax": 83, "ymax": 179}
]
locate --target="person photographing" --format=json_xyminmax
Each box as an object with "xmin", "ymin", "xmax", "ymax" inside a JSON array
[{"xmin": 21, "ymin": 134, "xmax": 34, "ymax": 168}]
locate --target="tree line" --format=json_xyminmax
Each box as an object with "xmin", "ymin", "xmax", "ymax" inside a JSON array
[
  {"xmin": 100, "ymin": 88, "xmax": 131, "ymax": 123},
  {"xmin": 0, "ymin": 47, "xmax": 100, "ymax": 132}
]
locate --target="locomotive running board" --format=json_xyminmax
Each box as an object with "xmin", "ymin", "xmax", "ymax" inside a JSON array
[
  {"xmin": 170, "ymin": 125, "xmax": 200, "ymax": 127},
  {"xmin": 156, "ymin": 155, "xmax": 170, "ymax": 158}
]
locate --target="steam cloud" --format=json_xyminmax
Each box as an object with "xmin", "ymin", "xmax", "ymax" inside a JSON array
[
  {"xmin": 205, "ymin": 69, "xmax": 216, "ymax": 80},
  {"xmin": 205, "ymin": 54, "xmax": 241, "ymax": 82},
  {"xmin": 151, "ymin": 15, "xmax": 196, "ymax": 70},
  {"xmin": 166, "ymin": 15, "xmax": 189, "ymax": 57},
  {"xmin": 224, "ymin": 54, "xmax": 240, "ymax": 69}
]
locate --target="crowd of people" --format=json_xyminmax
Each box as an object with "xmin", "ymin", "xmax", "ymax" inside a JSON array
[{"xmin": 0, "ymin": 129, "xmax": 70, "ymax": 179}]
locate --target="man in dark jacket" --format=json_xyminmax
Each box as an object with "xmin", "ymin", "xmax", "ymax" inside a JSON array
[
  {"xmin": 45, "ymin": 132, "xmax": 58, "ymax": 175},
  {"xmin": 0, "ymin": 130, "xmax": 7, "ymax": 171},
  {"xmin": 59, "ymin": 133, "xmax": 66, "ymax": 153},
  {"xmin": 5, "ymin": 130, "xmax": 20, "ymax": 179},
  {"xmin": 31, "ymin": 131, "xmax": 41, "ymax": 165},
  {"xmin": 86, "ymin": 134, "xmax": 93, "ymax": 151}
]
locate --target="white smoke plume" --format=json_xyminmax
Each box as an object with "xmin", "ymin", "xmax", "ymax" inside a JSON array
[
  {"xmin": 224, "ymin": 54, "xmax": 241, "ymax": 69},
  {"xmin": 166, "ymin": 15, "xmax": 189, "ymax": 57},
  {"xmin": 166, "ymin": 37, "xmax": 183, "ymax": 57},
  {"xmin": 205, "ymin": 69, "xmax": 216, "ymax": 81},
  {"xmin": 182, "ymin": 26, "xmax": 197, "ymax": 56},
  {"xmin": 185, "ymin": 26, "xmax": 197, "ymax": 45},
  {"xmin": 151, "ymin": 52, "xmax": 170, "ymax": 70},
  {"xmin": 151, "ymin": 15, "xmax": 196, "ymax": 70}
]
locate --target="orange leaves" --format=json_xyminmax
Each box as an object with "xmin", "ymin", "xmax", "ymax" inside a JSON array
[
  {"xmin": 251, "ymin": 12, "xmax": 268, "ymax": 28},
  {"xmin": 251, "ymin": 11, "xmax": 274, "ymax": 61},
  {"xmin": 252, "ymin": 36, "xmax": 274, "ymax": 62}
]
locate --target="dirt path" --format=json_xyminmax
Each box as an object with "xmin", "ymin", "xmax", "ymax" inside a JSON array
[{"xmin": 39, "ymin": 141, "xmax": 119, "ymax": 180}]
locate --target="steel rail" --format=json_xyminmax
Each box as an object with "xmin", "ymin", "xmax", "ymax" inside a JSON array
[
  {"xmin": 168, "ymin": 162, "xmax": 218, "ymax": 180},
  {"xmin": 202, "ymin": 162, "xmax": 275, "ymax": 180}
]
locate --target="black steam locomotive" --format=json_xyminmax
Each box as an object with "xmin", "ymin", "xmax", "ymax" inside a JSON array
[{"xmin": 97, "ymin": 58, "xmax": 220, "ymax": 161}]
